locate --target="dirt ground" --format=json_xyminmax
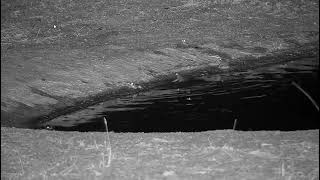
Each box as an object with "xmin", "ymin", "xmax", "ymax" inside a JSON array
[
  {"xmin": 1, "ymin": 127, "xmax": 318, "ymax": 180},
  {"xmin": 1, "ymin": 0, "xmax": 319, "ymax": 126},
  {"xmin": 1, "ymin": 0, "xmax": 319, "ymax": 179}
]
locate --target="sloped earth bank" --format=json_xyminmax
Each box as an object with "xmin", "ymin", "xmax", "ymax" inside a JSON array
[
  {"xmin": 1, "ymin": 0, "xmax": 319, "ymax": 179},
  {"xmin": 1, "ymin": 0, "xmax": 319, "ymax": 127},
  {"xmin": 1, "ymin": 128, "xmax": 319, "ymax": 180}
]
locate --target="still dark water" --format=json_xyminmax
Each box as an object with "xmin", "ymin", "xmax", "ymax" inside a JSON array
[{"xmin": 43, "ymin": 58, "xmax": 319, "ymax": 132}]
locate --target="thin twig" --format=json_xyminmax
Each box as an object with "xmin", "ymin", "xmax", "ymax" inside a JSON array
[
  {"xmin": 103, "ymin": 116, "xmax": 112, "ymax": 167},
  {"xmin": 281, "ymin": 161, "xmax": 285, "ymax": 177},
  {"xmin": 36, "ymin": 28, "xmax": 41, "ymax": 39},
  {"xmin": 291, "ymin": 81, "xmax": 319, "ymax": 111},
  {"xmin": 233, "ymin": 118, "xmax": 237, "ymax": 130}
]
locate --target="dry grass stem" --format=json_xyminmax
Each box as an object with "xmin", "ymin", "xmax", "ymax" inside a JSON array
[
  {"xmin": 292, "ymin": 81, "xmax": 319, "ymax": 111},
  {"xmin": 103, "ymin": 116, "xmax": 112, "ymax": 168},
  {"xmin": 36, "ymin": 28, "xmax": 41, "ymax": 39},
  {"xmin": 233, "ymin": 119, "xmax": 237, "ymax": 130}
]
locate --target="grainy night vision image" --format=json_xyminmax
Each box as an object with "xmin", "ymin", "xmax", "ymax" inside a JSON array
[{"xmin": 1, "ymin": 0, "xmax": 319, "ymax": 179}]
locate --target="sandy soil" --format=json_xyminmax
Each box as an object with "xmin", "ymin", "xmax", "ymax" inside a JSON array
[
  {"xmin": 1, "ymin": 0, "xmax": 319, "ymax": 126},
  {"xmin": 1, "ymin": 127, "xmax": 319, "ymax": 180}
]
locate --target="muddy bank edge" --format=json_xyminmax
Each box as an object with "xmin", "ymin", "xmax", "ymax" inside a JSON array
[{"xmin": 1, "ymin": 0, "xmax": 319, "ymax": 127}]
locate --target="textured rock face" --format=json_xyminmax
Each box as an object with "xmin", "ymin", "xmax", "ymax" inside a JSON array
[{"xmin": 1, "ymin": 0, "xmax": 319, "ymax": 126}]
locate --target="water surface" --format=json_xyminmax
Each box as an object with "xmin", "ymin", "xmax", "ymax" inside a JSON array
[{"xmin": 43, "ymin": 58, "xmax": 319, "ymax": 132}]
